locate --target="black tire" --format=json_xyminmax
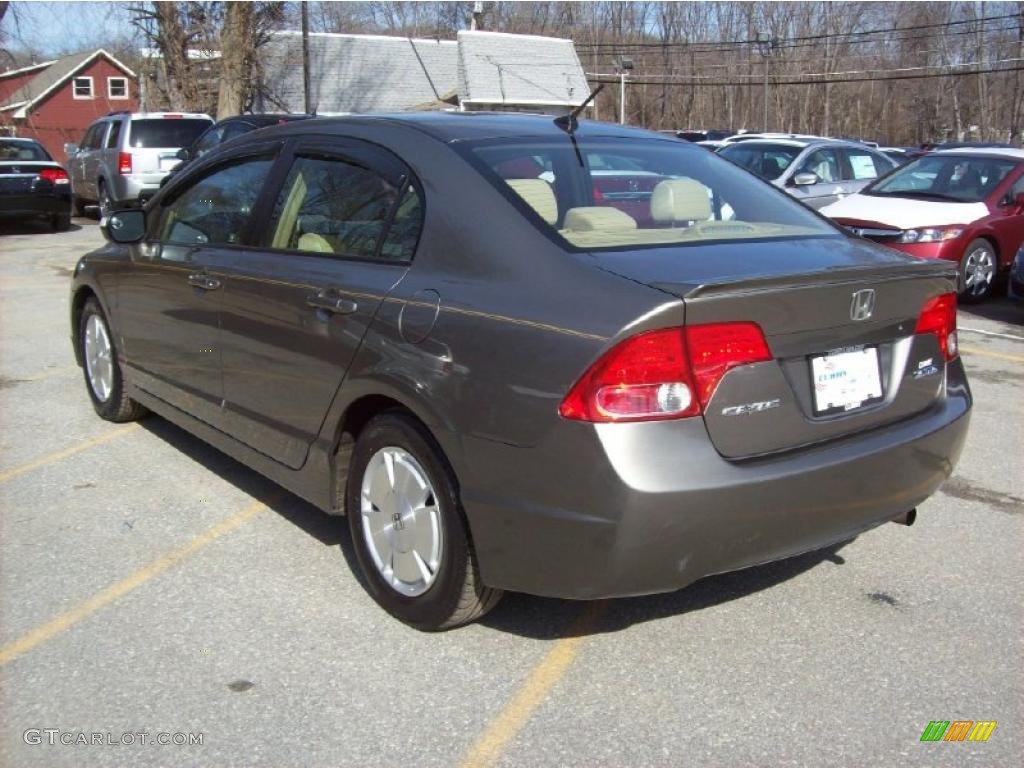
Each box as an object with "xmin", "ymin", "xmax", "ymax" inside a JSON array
[
  {"xmin": 97, "ymin": 180, "xmax": 111, "ymax": 220},
  {"xmin": 51, "ymin": 212, "xmax": 71, "ymax": 232},
  {"xmin": 959, "ymin": 238, "xmax": 997, "ymax": 303},
  {"xmin": 346, "ymin": 412, "xmax": 502, "ymax": 630},
  {"xmin": 72, "ymin": 194, "xmax": 87, "ymax": 217},
  {"xmin": 77, "ymin": 298, "xmax": 147, "ymax": 422}
]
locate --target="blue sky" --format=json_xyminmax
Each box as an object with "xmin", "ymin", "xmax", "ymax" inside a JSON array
[{"xmin": 2, "ymin": 2, "xmax": 136, "ymax": 59}]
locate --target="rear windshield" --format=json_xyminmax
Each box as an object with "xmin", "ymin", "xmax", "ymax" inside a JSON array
[
  {"xmin": 719, "ymin": 142, "xmax": 803, "ymax": 181},
  {"xmin": 127, "ymin": 119, "xmax": 212, "ymax": 149},
  {"xmin": 0, "ymin": 139, "xmax": 50, "ymax": 161},
  {"xmin": 467, "ymin": 137, "xmax": 836, "ymax": 250}
]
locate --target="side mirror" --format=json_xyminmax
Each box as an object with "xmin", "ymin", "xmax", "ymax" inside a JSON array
[
  {"xmin": 175, "ymin": 147, "xmax": 189, "ymax": 161},
  {"xmin": 792, "ymin": 172, "xmax": 819, "ymax": 187},
  {"xmin": 101, "ymin": 209, "xmax": 146, "ymax": 244},
  {"xmin": 64, "ymin": 143, "xmax": 78, "ymax": 157}
]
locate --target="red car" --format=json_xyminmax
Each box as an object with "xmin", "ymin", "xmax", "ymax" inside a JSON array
[{"xmin": 821, "ymin": 148, "xmax": 1024, "ymax": 301}]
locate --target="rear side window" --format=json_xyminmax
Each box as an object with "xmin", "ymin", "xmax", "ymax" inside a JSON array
[
  {"xmin": 105, "ymin": 121, "xmax": 121, "ymax": 149},
  {"xmin": 158, "ymin": 158, "xmax": 272, "ymax": 248},
  {"xmin": 843, "ymin": 149, "xmax": 885, "ymax": 181},
  {"xmin": 128, "ymin": 119, "xmax": 212, "ymax": 149},
  {"xmin": 379, "ymin": 183, "xmax": 424, "ymax": 262},
  {"xmin": 267, "ymin": 155, "xmax": 400, "ymax": 259}
]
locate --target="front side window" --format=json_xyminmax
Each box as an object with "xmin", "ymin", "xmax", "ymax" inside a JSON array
[
  {"xmin": 718, "ymin": 143, "xmax": 803, "ymax": 181},
  {"xmin": 72, "ymin": 77, "xmax": 93, "ymax": 99},
  {"xmin": 797, "ymin": 148, "xmax": 841, "ymax": 183},
  {"xmin": 268, "ymin": 155, "xmax": 400, "ymax": 259},
  {"xmin": 108, "ymin": 77, "xmax": 128, "ymax": 99},
  {"xmin": 866, "ymin": 155, "xmax": 1018, "ymax": 203},
  {"xmin": 158, "ymin": 158, "xmax": 272, "ymax": 248},
  {"xmin": 468, "ymin": 138, "xmax": 836, "ymax": 250}
]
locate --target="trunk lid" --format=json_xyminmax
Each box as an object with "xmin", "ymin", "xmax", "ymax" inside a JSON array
[
  {"xmin": 0, "ymin": 161, "xmax": 62, "ymax": 195},
  {"xmin": 591, "ymin": 235, "xmax": 958, "ymax": 458}
]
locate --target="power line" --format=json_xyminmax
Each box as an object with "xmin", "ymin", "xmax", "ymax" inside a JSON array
[
  {"xmin": 574, "ymin": 11, "xmax": 1021, "ymax": 51},
  {"xmin": 587, "ymin": 62, "xmax": 1024, "ymax": 88}
]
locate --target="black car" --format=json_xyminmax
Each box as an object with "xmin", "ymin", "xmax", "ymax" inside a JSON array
[
  {"xmin": 178, "ymin": 114, "xmax": 314, "ymax": 167},
  {"xmin": 0, "ymin": 137, "xmax": 72, "ymax": 231}
]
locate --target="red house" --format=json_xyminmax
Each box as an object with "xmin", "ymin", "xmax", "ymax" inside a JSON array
[{"xmin": 0, "ymin": 49, "xmax": 138, "ymax": 162}]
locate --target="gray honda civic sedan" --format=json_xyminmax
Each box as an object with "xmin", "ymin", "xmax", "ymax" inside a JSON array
[{"xmin": 70, "ymin": 113, "xmax": 971, "ymax": 630}]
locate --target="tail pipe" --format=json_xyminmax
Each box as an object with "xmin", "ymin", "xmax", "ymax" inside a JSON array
[{"xmin": 891, "ymin": 508, "xmax": 917, "ymax": 526}]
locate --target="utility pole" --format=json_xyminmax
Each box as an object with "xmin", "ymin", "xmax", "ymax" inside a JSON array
[
  {"xmin": 616, "ymin": 57, "xmax": 634, "ymax": 124},
  {"xmin": 471, "ymin": 1, "xmax": 483, "ymax": 31},
  {"xmin": 301, "ymin": 1, "xmax": 311, "ymax": 114},
  {"xmin": 756, "ymin": 32, "xmax": 776, "ymax": 132}
]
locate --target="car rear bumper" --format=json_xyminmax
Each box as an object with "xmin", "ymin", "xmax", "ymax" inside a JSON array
[
  {"xmin": 111, "ymin": 175, "xmax": 163, "ymax": 206},
  {"xmin": 459, "ymin": 360, "xmax": 971, "ymax": 599},
  {"xmin": 0, "ymin": 192, "xmax": 70, "ymax": 218}
]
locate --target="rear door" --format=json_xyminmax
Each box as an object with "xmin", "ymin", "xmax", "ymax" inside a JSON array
[
  {"xmin": 215, "ymin": 137, "xmax": 423, "ymax": 468},
  {"xmin": 789, "ymin": 147, "xmax": 845, "ymax": 209}
]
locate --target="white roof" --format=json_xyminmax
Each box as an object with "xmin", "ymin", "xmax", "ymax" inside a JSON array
[{"xmin": 933, "ymin": 147, "xmax": 1024, "ymax": 159}]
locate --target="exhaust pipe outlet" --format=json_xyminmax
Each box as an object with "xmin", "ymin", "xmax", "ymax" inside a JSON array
[{"xmin": 891, "ymin": 508, "xmax": 917, "ymax": 526}]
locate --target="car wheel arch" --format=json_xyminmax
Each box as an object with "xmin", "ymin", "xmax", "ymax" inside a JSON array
[
  {"xmin": 328, "ymin": 391, "xmax": 463, "ymax": 515},
  {"xmin": 71, "ymin": 285, "xmax": 100, "ymax": 365}
]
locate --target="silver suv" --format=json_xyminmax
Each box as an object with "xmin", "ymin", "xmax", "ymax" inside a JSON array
[
  {"xmin": 718, "ymin": 138, "xmax": 898, "ymax": 209},
  {"xmin": 65, "ymin": 111, "xmax": 212, "ymax": 216}
]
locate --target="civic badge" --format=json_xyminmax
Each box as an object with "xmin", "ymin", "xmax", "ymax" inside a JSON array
[{"xmin": 850, "ymin": 289, "xmax": 876, "ymax": 322}]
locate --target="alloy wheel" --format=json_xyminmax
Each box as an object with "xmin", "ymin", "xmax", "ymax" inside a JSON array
[
  {"xmin": 359, "ymin": 446, "xmax": 443, "ymax": 597},
  {"xmin": 84, "ymin": 313, "xmax": 114, "ymax": 402},
  {"xmin": 963, "ymin": 246, "xmax": 995, "ymax": 298}
]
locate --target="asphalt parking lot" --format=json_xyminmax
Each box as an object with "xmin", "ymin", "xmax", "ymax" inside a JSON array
[{"xmin": 1, "ymin": 218, "xmax": 1021, "ymax": 767}]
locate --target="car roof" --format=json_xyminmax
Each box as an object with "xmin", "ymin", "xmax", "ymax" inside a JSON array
[
  {"xmin": 932, "ymin": 147, "xmax": 1024, "ymax": 160},
  {"xmin": 720, "ymin": 137, "xmax": 867, "ymax": 150},
  {"xmin": 252, "ymin": 112, "xmax": 684, "ymax": 145},
  {"xmin": 0, "ymin": 136, "xmax": 40, "ymax": 143},
  {"xmin": 107, "ymin": 112, "xmax": 212, "ymax": 121}
]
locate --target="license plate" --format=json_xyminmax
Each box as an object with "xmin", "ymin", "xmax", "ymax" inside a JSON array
[{"xmin": 810, "ymin": 346, "xmax": 883, "ymax": 415}]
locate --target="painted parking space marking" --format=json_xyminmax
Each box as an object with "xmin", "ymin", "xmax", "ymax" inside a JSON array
[
  {"xmin": 0, "ymin": 423, "xmax": 139, "ymax": 484},
  {"xmin": 959, "ymin": 346, "xmax": 1024, "ymax": 365},
  {"xmin": 459, "ymin": 602, "xmax": 607, "ymax": 768},
  {"xmin": 0, "ymin": 498, "xmax": 268, "ymax": 666}
]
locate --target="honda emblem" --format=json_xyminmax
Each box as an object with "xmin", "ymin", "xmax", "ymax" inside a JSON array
[{"xmin": 850, "ymin": 289, "xmax": 876, "ymax": 322}]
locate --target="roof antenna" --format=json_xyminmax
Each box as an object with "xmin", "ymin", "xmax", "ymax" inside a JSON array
[{"xmin": 554, "ymin": 83, "xmax": 604, "ymax": 135}]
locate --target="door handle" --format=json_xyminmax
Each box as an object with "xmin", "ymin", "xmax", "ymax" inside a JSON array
[
  {"xmin": 306, "ymin": 290, "xmax": 358, "ymax": 315},
  {"xmin": 187, "ymin": 273, "xmax": 221, "ymax": 291}
]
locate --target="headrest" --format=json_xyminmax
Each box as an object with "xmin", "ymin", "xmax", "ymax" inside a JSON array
[
  {"xmin": 297, "ymin": 233, "xmax": 336, "ymax": 253},
  {"xmin": 650, "ymin": 178, "xmax": 711, "ymax": 222},
  {"xmin": 507, "ymin": 178, "xmax": 558, "ymax": 225},
  {"xmin": 563, "ymin": 206, "xmax": 637, "ymax": 232}
]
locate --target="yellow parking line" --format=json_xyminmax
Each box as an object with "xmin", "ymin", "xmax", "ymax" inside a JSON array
[
  {"xmin": 960, "ymin": 346, "xmax": 1024, "ymax": 365},
  {"xmin": 0, "ymin": 423, "xmax": 138, "ymax": 484},
  {"xmin": 0, "ymin": 499, "xmax": 268, "ymax": 666},
  {"xmin": 459, "ymin": 602, "xmax": 607, "ymax": 768}
]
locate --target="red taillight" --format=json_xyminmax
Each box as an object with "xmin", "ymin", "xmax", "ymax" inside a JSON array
[
  {"xmin": 37, "ymin": 167, "xmax": 69, "ymax": 185},
  {"xmin": 559, "ymin": 322, "xmax": 772, "ymax": 423},
  {"xmin": 915, "ymin": 292, "xmax": 958, "ymax": 361},
  {"xmin": 118, "ymin": 151, "xmax": 132, "ymax": 175}
]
